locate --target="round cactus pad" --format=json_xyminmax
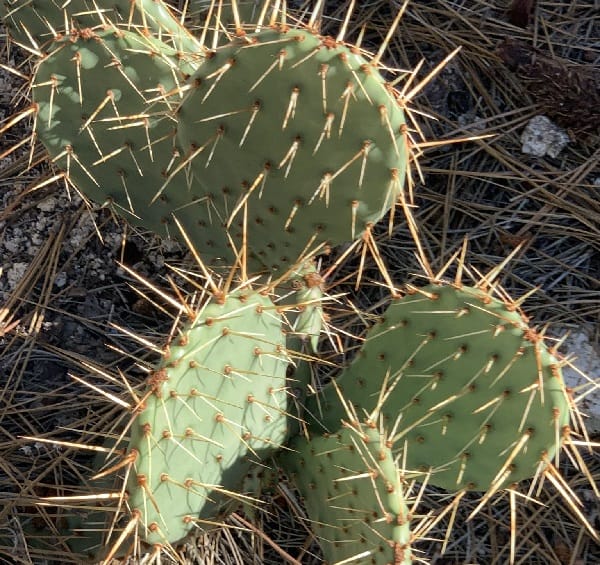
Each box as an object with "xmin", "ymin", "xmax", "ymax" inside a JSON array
[
  {"xmin": 32, "ymin": 29, "xmax": 199, "ymax": 239},
  {"xmin": 175, "ymin": 26, "xmax": 408, "ymax": 271},
  {"xmin": 310, "ymin": 284, "xmax": 571, "ymax": 492}
]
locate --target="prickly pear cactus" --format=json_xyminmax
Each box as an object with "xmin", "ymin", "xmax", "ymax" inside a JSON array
[
  {"xmin": 307, "ymin": 283, "xmax": 571, "ymax": 492},
  {"xmin": 173, "ymin": 25, "xmax": 408, "ymax": 272},
  {"xmin": 31, "ymin": 27, "xmax": 201, "ymax": 239},
  {"xmin": 280, "ymin": 423, "xmax": 413, "ymax": 564},
  {"xmin": 0, "ymin": 0, "xmax": 200, "ymax": 53},
  {"xmin": 125, "ymin": 290, "xmax": 290, "ymax": 545}
]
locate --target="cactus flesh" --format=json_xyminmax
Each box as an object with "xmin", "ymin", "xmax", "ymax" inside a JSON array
[
  {"xmin": 32, "ymin": 28, "xmax": 201, "ymax": 239},
  {"xmin": 280, "ymin": 423, "xmax": 412, "ymax": 564}
]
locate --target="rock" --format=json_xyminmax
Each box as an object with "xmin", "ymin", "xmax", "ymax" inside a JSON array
[
  {"xmin": 521, "ymin": 115, "xmax": 570, "ymax": 158},
  {"xmin": 560, "ymin": 328, "xmax": 600, "ymax": 436},
  {"xmin": 36, "ymin": 196, "xmax": 58, "ymax": 213},
  {"xmin": 3, "ymin": 262, "xmax": 29, "ymax": 291}
]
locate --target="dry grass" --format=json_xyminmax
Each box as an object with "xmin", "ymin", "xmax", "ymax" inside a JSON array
[
  {"xmin": 0, "ymin": 1, "xmax": 598, "ymax": 564},
  {"xmin": 346, "ymin": 0, "xmax": 600, "ymax": 325}
]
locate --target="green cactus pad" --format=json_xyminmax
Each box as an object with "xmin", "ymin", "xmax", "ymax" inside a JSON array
[
  {"xmin": 174, "ymin": 25, "xmax": 408, "ymax": 272},
  {"xmin": 32, "ymin": 28, "xmax": 202, "ymax": 239},
  {"xmin": 126, "ymin": 290, "xmax": 290, "ymax": 545},
  {"xmin": 280, "ymin": 424, "xmax": 412, "ymax": 564},
  {"xmin": 308, "ymin": 283, "xmax": 571, "ymax": 492},
  {"xmin": 0, "ymin": 0, "xmax": 200, "ymax": 53}
]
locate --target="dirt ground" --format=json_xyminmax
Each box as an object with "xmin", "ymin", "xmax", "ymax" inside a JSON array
[{"xmin": 0, "ymin": 1, "xmax": 598, "ymax": 564}]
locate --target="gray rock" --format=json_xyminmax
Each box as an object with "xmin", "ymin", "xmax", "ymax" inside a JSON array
[{"xmin": 521, "ymin": 115, "xmax": 570, "ymax": 158}]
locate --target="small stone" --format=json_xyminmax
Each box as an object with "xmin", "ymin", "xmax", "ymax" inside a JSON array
[
  {"xmin": 560, "ymin": 328, "xmax": 600, "ymax": 435},
  {"xmin": 457, "ymin": 112, "xmax": 486, "ymax": 132},
  {"xmin": 4, "ymin": 262, "xmax": 29, "ymax": 291},
  {"xmin": 36, "ymin": 196, "xmax": 58, "ymax": 213},
  {"xmin": 160, "ymin": 239, "xmax": 181, "ymax": 253},
  {"xmin": 54, "ymin": 271, "xmax": 68, "ymax": 288},
  {"xmin": 4, "ymin": 237, "xmax": 22, "ymax": 254},
  {"xmin": 521, "ymin": 115, "xmax": 570, "ymax": 158}
]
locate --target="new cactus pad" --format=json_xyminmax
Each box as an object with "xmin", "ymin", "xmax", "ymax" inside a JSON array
[
  {"xmin": 173, "ymin": 25, "xmax": 409, "ymax": 272},
  {"xmin": 289, "ymin": 263, "xmax": 325, "ymax": 353},
  {"xmin": 307, "ymin": 283, "xmax": 571, "ymax": 492},
  {"xmin": 275, "ymin": 258, "xmax": 325, "ymax": 436},
  {"xmin": 280, "ymin": 423, "xmax": 412, "ymax": 564},
  {"xmin": 276, "ymin": 258, "xmax": 325, "ymax": 352},
  {"xmin": 125, "ymin": 290, "xmax": 290, "ymax": 545}
]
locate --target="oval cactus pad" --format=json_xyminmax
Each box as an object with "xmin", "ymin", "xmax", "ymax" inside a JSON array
[
  {"xmin": 126, "ymin": 291, "xmax": 290, "ymax": 545},
  {"xmin": 281, "ymin": 424, "xmax": 412, "ymax": 564},
  {"xmin": 175, "ymin": 26, "xmax": 408, "ymax": 271},
  {"xmin": 311, "ymin": 284, "xmax": 571, "ymax": 492}
]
